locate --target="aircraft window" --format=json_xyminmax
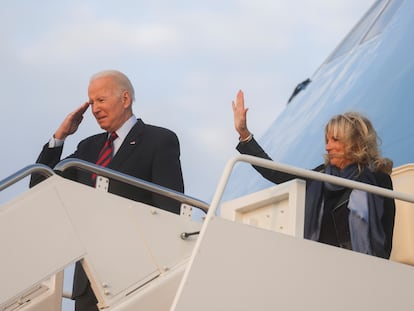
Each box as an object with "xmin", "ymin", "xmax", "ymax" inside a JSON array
[
  {"xmin": 362, "ymin": 0, "xmax": 404, "ymax": 42},
  {"xmin": 324, "ymin": 0, "xmax": 387, "ymax": 63}
]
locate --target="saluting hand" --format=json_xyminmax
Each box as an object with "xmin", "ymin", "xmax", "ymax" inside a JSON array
[
  {"xmin": 232, "ymin": 90, "xmax": 251, "ymax": 141},
  {"xmin": 54, "ymin": 102, "xmax": 89, "ymax": 140}
]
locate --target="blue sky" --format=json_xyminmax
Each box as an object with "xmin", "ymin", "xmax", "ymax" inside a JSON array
[{"xmin": 0, "ymin": 0, "xmax": 373, "ymax": 309}]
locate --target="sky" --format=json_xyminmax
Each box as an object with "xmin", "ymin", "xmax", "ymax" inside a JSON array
[{"xmin": 0, "ymin": 0, "xmax": 374, "ymax": 309}]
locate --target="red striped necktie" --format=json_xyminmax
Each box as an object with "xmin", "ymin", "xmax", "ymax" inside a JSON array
[{"xmin": 92, "ymin": 132, "xmax": 118, "ymax": 181}]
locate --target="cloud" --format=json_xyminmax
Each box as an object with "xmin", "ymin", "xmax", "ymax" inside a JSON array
[{"xmin": 18, "ymin": 21, "xmax": 180, "ymax": 65}]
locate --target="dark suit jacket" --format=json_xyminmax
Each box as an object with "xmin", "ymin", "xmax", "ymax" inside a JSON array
[{"xmin": 30, "ymin": 118, "xmax": 184, "ymax": 300}]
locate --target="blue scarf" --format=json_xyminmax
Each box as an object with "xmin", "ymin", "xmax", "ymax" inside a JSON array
[{"xmin": 304, "ymin": 163, "xmax": 387, "ymax": 258}]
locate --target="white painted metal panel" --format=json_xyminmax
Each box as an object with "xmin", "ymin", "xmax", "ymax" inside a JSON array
[
  {"xmin": 55, "ymin": 184, "xmax": 160, "ymax": 306},
  {"xmin": 110, "ymin": 261, "xmax": 188, "ymax": 311},
  {"xmin": 0, "ymin": 176, "xmax": 85, "ymax": 308},
  {"xmin": 221, "ymin": 179, "xmax": 305, "ymax": 237},
  {"xmin": 1, "ymin": 174, "xmax": 202, "ymax": 310},
  {"xmin": 49, "ymin": 176, "xmax": 201, "ymax": 309},
  {"xmin": 173, "ymin": 217, "xmax": 414, "ymax": 311}
]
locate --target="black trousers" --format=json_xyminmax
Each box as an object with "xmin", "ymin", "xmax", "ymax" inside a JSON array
[{"xmin": 74, "ymin": 284, "xmax": 98, "ymax": 311}]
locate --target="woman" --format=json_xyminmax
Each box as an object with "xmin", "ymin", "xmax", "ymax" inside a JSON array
[{"xmin": 232, "ymin": 90, "xmax": 395, "ymax": 259}]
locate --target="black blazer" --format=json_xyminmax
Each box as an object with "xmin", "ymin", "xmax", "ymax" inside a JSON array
[
  {"xmin": 31, "ymin": 118, "xmax": 184, "ymax": 212},
  {"xmin": 30, "ymin": 118, "xmax": 184, "ymax": 299}
]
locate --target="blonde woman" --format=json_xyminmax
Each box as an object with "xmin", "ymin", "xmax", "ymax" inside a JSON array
[{"xmin": 232, "ymin": 90, "xmax": 395, "ymax": 258}]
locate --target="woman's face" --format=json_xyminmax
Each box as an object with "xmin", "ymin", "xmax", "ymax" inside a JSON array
[{"xmin": 325, "ymin": 130, "xmax": 353, "ymax": 170}]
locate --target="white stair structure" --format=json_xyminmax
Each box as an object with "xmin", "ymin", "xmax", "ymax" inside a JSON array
[
  {"xmin": 171, "ymin": 155, "xmax": 414, "ymax": 311},
  {"xmin": 0, "ymin": 161, "xmax": 202, "ymax": 311},
  {"xmin": 1, "ymin": 156, "xmax": 414, "ymax": 310}
]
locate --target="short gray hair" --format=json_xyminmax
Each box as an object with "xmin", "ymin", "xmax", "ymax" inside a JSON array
[{"xmin": 90, "ymin": 70, "xmax": 135, "ymax": 103}]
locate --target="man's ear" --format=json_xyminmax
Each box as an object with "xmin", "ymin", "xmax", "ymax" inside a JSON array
[{"xmin": 122, "ymin": 90, "xmax": 132, "ymax": 108}]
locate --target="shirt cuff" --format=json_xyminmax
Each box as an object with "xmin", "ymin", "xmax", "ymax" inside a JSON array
[{"xmin": 48, "ymin": 136, "xmax": 65, "ymax": 148}]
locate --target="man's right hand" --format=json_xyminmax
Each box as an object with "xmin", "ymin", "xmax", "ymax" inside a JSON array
[{"xmin": 54, "ymin": 102, "xmax": 89, "ymax": 140}]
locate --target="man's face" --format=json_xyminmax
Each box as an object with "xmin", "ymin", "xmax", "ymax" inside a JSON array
[{"xmin": 88, "ymin": 77, "xmax": 131, "ymax": 133}]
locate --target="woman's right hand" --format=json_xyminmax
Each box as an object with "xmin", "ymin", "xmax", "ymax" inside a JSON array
[{"xmin": 232, "ymin": 90, "xmax": 251, "ymax": 141}]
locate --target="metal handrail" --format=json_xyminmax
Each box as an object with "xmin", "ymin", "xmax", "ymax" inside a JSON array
[
  {"xmin": 0, "ymin": 164, "xmax": 55, "ymax": 192},
  {"xmin": 54, "ymin": 158, "xmax": 210, "ymax": 213},
  {"xmin": 208, "ymin": 155, "xmax": 414, "ymax": 219}
]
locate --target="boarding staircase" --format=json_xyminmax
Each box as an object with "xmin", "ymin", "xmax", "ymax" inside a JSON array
[{"xmin": 1, "ymin": 156, "xmax": 414, "ymax": 310}]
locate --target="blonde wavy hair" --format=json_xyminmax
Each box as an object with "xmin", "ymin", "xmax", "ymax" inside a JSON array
[{"xmin": 323, "ymin": 112, "xmax": 393, "ymax": 174}]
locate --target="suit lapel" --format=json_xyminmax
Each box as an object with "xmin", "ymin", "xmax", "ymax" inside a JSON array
[
  {"xmin": 83, "ymin": 133, "xmax": 107, "ymax": 163},
  {"xmin": 109, "ymin": 119, "xmax": 145, "ymax": 169}
]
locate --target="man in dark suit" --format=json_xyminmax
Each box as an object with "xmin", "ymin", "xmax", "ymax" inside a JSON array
[{"xmin": 30, "ymin": 70, "xmax": 184, "ymax": 310}]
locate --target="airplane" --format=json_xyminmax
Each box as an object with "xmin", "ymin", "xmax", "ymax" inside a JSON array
[
  {"xmin": 225, "ymin": 0, "xmax": 414, "ymax": 200},
  {"xmin": 1, "ymin": 0, "xmax": 414, "ymax": 310}
]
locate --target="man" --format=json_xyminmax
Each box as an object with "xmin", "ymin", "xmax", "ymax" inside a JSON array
[{"xmin": 30, "ymin": 70, "xmax": 184, "ymax": 310}]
